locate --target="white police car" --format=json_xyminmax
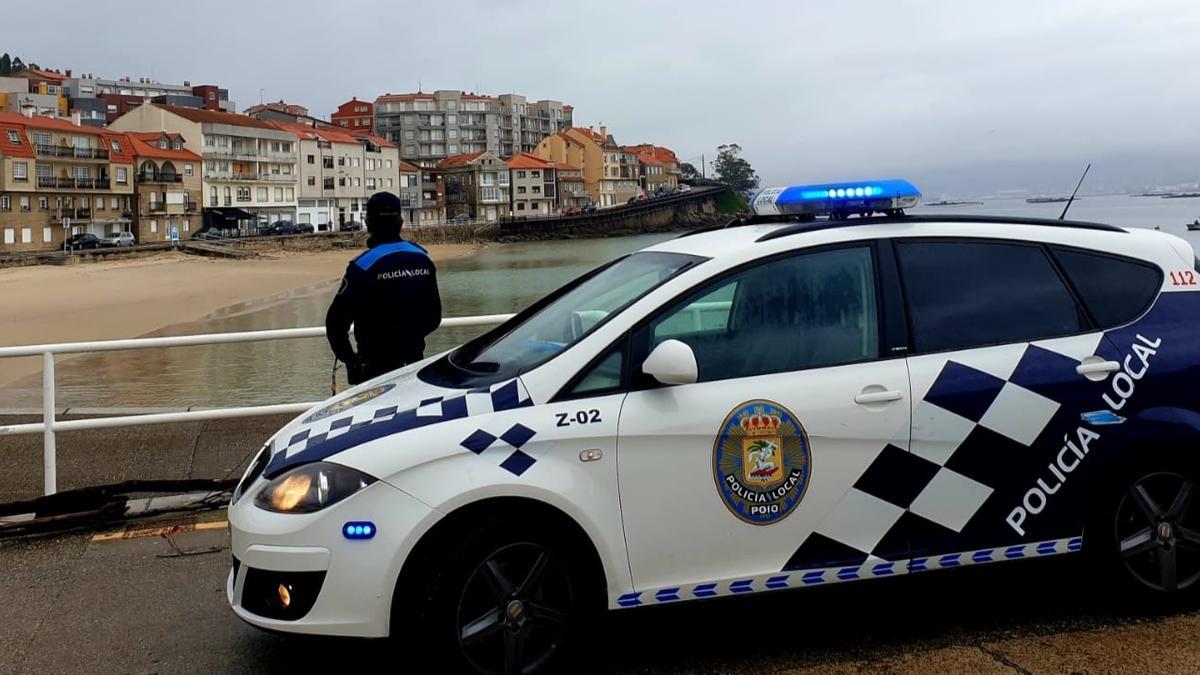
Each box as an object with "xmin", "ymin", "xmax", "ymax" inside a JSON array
[{"xmin": 228, "ymin": 179, "xmax": 1200, "ymax": 673}]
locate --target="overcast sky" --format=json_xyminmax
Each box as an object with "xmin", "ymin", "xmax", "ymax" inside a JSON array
[{"xmin": 8, "ymin": 0, "xmax": 1200, "ymax": 194}]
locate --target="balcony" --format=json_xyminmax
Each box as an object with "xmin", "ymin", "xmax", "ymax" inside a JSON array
[
  {"xmin": 35, "ymin": 145, "xmax": 110, "ymax": 161},
  {"xmin": 136, "ymin": 172, "xmax": 183, "ymax": 184},
  {"xmin": 36, "ymin": 176, "xmax": 110, "ymax": 190},
  {"xmin": 149, "ymin": 202, "xmax": 166, "ymax": 212},
  {"xmin": 261, "ymin": 173, "xmax": 293, "ymax": 182},
  {"xmin": 206, "ymin": 148, "xmax": 260, "ymax": 162}
]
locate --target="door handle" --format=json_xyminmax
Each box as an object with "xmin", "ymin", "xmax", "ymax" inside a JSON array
[
  {"xmin": 1076, "ymin": 360, "xmax": 1120, "ymax": 377},
  {"xmin": 854, "ymin": 390, "xmax": 904, "ymax": 405}
]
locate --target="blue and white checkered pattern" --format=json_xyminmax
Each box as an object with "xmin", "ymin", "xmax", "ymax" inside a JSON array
[
  {"xmin": 796, "ymin": 337, "xmax": 1099, "ymax": 564},
  {"xmin": 614, "ymin": 536, "xmax": 1082, "ymax": 608},
  {"xmin": 460, "ymin": 422, "xmax": 540, "ymax": 476},
  {"xmin": 264, "ymin": 378, "xmax": 533, "ymax": 478}
]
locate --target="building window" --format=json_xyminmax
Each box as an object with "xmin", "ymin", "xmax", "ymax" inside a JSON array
[
  {"xmin": 159, "ymin": 139, "xmax": 168, "ymax": 149},
  {"xmin": 307, "ymin": 176, "xmax": 316, "ymax": 186},
  {"xmin": 184, "ymin": 164, "xmax": 193, "ymax": 176},
  {"xmin": 307, "ymin": 154, "xmax": 315, "ymax": 164},
  {"xmin": 0, "ymin": 196, "xmax": 9, "ymax": 211},
  {"xmin": 352, "ymin": 157, "xmax": 360, "ymax": 167},
  {"xmin": 323, "ymin": 177, "xmax": 334, "ymax": 190},
  {"xmin": 150, "ymin": 220, "xmax": 158, "ymax": 233},
  {"xmin": 323, "ymin": 156, "xmax": 333, "ymax": 169},
  {"xmin": 116, "ymin": 167, "xmax": 128, "ymax": 184},
  {"xmin": 258, "ymin": 187, "xmax": 268, "ymax": 201},
  {"xmin": 517, "ymin": 186, "xmax": 526, "ymax": 194},
  {"xmin": 532, "ymin": 186, "xmax": 541, "ymax": 193},
  {"xmin": 21, "ymin": 228, "xmax": 31, "ymax": 243},
  {"xmin": 19, "ymin": 196, "xmax": 30, "ymax": 212},
  {"xmin": 3, "ymin": 229, "xmax": 12, "ymax": 244},
  {"xmin": 338, "ymin": 157, "xmax": 345, "ymax": 167},
  {"xmin": 275, "ymin": 188, "xmax": 283, "ymax": 202},
  {"xmin": 286, "ymin": 188, "xmax": 295, "ymax": 201},
  {"xmin": 386, "ymin": 179, "xmax": 393, "ymax": 187},
  {"xmin": 12, "ymin": 162, "xmax": 28, "ymax": 181},
  {"xmin": 97, "ymin": 198, "xmax": 104, "ymax": 211},
  {"xmin": 531, "ymin": 171, "xmax": 540, "ymax": 178},
  {"xmin": 353, "ymin": 177, "xmax": 361, "ymax": 187},
  {"xmin": 6, "ymin": 130, "xmax": 19, "ymax": 145},
  {"xmin": 39, "ymin": 196, "xmax": 48, "ymax": 211},
  {"xmin": 209, "ymin": 186, "xmax": 217, "ymax": 206},
  {"xmin": 338, "ymin": 178, "xmax": 346, "ymax": 187},
  {"xmin": 43, "ymin": 227, "xmax": 52, "ymax": 242},
  {"xmin": 482, "ymin": 186, "xmax": 499, "ymax": 201},
  {"xmin": 517, "ymin": 202, "xmax": 525, "ymax": 211},
  {"xmin": 367, "ymin": 178, "xmax": 376, "ymax": 189},
  {"xmin": 515, "ymin": 171, "xmax": 526, "ymax": 179}
]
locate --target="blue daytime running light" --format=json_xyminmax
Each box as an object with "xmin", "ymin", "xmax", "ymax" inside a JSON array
[
  {"xmin": 752, "ymin": 179, "xmax": 922, "ymax": 217},
  {"xmin": 343, "ymin": 521, "xmax": 377, "ymax": 540}
]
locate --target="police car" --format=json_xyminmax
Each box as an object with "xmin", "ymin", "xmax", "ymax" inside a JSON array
[{"xmin": 228, "ymin": 179, "xmax": 1200, "ymax": 673}]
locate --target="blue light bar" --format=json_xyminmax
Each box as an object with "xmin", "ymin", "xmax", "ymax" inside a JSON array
[
  {"xmin": 343, "ymin": 521, "xmax": 377, "ymax": 540},
  {"xmin": 751, "ymin": 179, "xmax": 921, "ymax": 217}
]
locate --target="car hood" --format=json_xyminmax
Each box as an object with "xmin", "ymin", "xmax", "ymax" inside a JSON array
[{"xmin": 260, "ymin": 357, "xmax": 533, "ymax": 480}]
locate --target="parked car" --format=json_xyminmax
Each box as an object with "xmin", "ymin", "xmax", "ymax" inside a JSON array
[
  {"xmin": 295, "ymin": 223, "xmax": 316, "ymax": 234},
  {"xmin": 582, "ymin": 202, "xmax": 598, "ymax": 214},
  {"xmin": 452, "ymin": 213, "xmax": 471, "ymax": 223},
  {"xmin": 637, "ymin": 194, "xmax": 649, "ymax": 202},
  {"xmin": 563, "ymin": 206, "xmax": 582, "ymax": 216},
  {"xmin": 99, "ymin": 232, "xmax": 135, "ymax": 247},
  {"xmin": 627, "ymin": 196, "xmax": 638, "ymax": 205},
  {"xmin": 268, "ymin": 221, "xmax": 297, "ymax": 235},
  {"xmin": 61, "ymin": 233, "xmax": 101, "ymax": 250},
  {"xmin": 678, "ymin": 183, "xmax": 692, "ymax": 192},
  {"xmin": 341, "ymin": 220, "xmax": 364, "ymax": 232},
  {"xmin": 229, "ymin": 177, "xmax": 1200, "ymax": 674}
]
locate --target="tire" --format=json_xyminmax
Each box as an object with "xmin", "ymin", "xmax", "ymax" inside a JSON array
[
  {"xmin": 399, "ymin": 516, "xmax": 592, "ymax": 674},
  {"xmin": 1089, "ymin": 462, "xmax": 1200, "ymax": 604}
]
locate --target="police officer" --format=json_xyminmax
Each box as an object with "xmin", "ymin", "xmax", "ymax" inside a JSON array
[{"xmin": 326, "ymin": 192, "xmax": 441, "ymax": 384}]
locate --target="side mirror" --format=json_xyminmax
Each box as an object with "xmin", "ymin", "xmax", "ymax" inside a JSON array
[{"xmin": 642, "ymin": 339, "xmax": 698, "ymax": 386}]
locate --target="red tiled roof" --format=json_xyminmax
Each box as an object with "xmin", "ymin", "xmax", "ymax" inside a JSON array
[
  {"xmin": 376, "ymin": 93, "xmax": 435, "ymax": 102},
  {"xmin": 16, "ymin": 68, "xmax": 67, "ymax": 83},
  {"xmin": 0, "ymin": 111, "xmax": 108, "ymax": 135},
  {"xmin": 506, "ymin": 152, "xmax": 555, "ymax": 170},
  {"xmin": 98, "ymin": 131, "xmax": 136, "ymax": 163},
  {"xmin": 123, "ymin": 132, "xmax": 202, "ymax": 162},
  {"xmin": 0, "ymin": 123, "xmax": 34, "ymax": 158},
  {"xmin": 351, "ymin": 131, "xmax": 396, "ymax": 148},
  {"xmin": 568, "ymin": 127, "xmax": 604, "ymax": 144},
  {"xmin": 266, "ymin": 120, "xmax": 361, "ymax": 145},
  {"xmin": 158, "ymin": 104, "xmax": 279, "ymax": 130},
  {"xmin": 436, "ymin": 150, "xmax": 488, "ymax": 169},
  {"xmin": 397, "ymin": 160, "xmax": 420, "ymax": 173}
]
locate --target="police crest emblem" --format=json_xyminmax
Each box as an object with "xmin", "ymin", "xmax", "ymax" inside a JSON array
[{"xmin": 713, "ymin": 400, "xmax": 811, "ymax": 525}]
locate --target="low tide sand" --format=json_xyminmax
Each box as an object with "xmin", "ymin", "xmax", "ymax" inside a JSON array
[{"xmin": 0, "ymin": 244, "xmax": 477, "ymax": 388}]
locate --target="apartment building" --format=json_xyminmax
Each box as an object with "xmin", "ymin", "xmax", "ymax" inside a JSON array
[
  {"xmin": 625, "ymin": 144, "xmax": 681, "ymax": 192},
  {"xmin": 418, "ymin": 167, "xmax": 446, "ymax": 224},
  {"xmin": 506, "ymin": 153, "xmax": 556, "ymax": 216},
  {"xmin": 375, "ymin": 90, "xmax": 573, "ymax": 166},
  {"xmin": 0, "ymin": 110, "xmax": 136, "ymax": 252},
  {"xmin": 437, "ymin": 150, "xmax": 510, "ymax": 221},
  {"xmin": 271, "ymin": 121, "xmax": 403, "ymax": 229},
  {"xmin": 110, "ymin": 103, "xmax": 299, "ymax": 230},
  {"xmin": 536, "ymin": 127, "xmax": 637, "ymax": 207},
  {"xmin": 331, "ymin": 98, "xmax": 374, "ymax": 135},
  {"xmin": 397, "ymin": 161, "xmax": 421, "ymax": 226},
  {"xmin": 126, "ymin": 131, "xmax": 203, "ymax": 242}
]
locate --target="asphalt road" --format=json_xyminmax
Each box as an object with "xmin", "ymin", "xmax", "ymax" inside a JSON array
[{"xmin": 3, "ymin": 510, "xmax": 1199, "ymax": 674}]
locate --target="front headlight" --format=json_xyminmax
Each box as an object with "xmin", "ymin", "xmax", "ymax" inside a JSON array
[{"xmin": 254, "ymin": 462, "xmax": 376, "ymax": 514}]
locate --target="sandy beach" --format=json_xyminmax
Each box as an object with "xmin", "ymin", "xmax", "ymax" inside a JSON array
[{"xmin": 0, "ymin": 244, "xmax": 478, "ymax": 387}]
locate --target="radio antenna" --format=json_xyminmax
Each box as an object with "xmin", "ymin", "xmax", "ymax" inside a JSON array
[{"xmin": 1059, "ymin": 163, "xmax": 1092, "ymax": 220}]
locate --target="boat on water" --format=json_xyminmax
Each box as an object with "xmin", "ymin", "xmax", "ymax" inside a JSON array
[
  {"xmin": 1188, "ymin": 220, "xmax": 1200, "ymax": 231},
  {"xmin": 1026, "ymin": 196, "xmax": 1072, "ymax": 204},
  {"xmin": 1164, "ymin": 192, "xmax": 1200, "ymax": 199},
  {"xmin": 925, "ymin": 199, "xmax": 984, "ymax": 206}
]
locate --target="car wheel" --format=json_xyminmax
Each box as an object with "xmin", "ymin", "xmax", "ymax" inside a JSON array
[
  {"xmin": 1093, "ymin": 467, "xmax": 1200, "ymax": 601},
  {"xmin": 406, "ymin": 520, "xmax": 586, "ymax": 674}
]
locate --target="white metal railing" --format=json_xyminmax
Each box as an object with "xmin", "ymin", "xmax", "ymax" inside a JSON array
[{"xmin": 0, "ymin": 313, "xmax": 513, "ymax": 496}]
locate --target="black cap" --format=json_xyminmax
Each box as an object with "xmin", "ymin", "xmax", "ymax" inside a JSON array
[{"xmin": 366, "ymin": 192, "xmax": 404, "ymax": 234}]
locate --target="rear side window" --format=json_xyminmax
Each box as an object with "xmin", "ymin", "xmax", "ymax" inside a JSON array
[
  {"xmin": 1050, "ymin": 247, "xmax": 1162, "ymax": 329},
  {"xmin": 897, "ymin": 240, "xmax": 1083, "ymax": 353}
]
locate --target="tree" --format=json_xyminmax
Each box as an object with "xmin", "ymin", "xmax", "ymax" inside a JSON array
[
  {"xmin": 680, "ymin": 162, "xmax": 700, "ymax": 181},
  {"xmin": 10, "ymin": 56, "xmax": 24, "ymax": 72},
  {"xmin": 0, "ymin": 54, "xmax": 10, "ymax": 75},
  {"xmin": 710, "ymin": 144, "xmax": 759, "ymax": 197}
]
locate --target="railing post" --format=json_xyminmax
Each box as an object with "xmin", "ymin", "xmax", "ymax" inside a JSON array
[{"xmin": 42, "ymin": 351, "xmax": 56, "ymax": 496}]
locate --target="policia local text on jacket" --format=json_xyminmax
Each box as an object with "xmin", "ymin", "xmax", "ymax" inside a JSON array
[{"xmin": 325, "ymin": 232, "xmax": 442, "ymax": 385}]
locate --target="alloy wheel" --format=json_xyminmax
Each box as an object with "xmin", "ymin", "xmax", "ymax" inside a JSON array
[
  {"xmin": 457, "ymin": 542, "xmax": 573, "ymax": 675},
  {"xmin": 1115, "ymin": 472, "xmax": 1200, "ymax": 592}
]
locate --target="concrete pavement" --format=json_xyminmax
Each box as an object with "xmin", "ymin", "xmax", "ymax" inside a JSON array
[{"xmin": 2, "ymin": 508, "xmax": 1199, "ymax": 674}]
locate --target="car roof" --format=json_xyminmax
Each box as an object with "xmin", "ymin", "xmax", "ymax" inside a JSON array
[{"xmin": 644, "ymin": 214, "xmax": 1186, "ymax": 263}]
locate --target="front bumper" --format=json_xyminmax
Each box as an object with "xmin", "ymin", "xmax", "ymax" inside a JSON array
[{"xmin": 227, "ymin": 478, "xmax": 437, "ymax": 637}]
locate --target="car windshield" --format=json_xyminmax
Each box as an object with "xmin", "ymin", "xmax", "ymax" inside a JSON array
[{"xmin": 448, "ymin": 251, "xmax": 704, "ymax": 377}]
